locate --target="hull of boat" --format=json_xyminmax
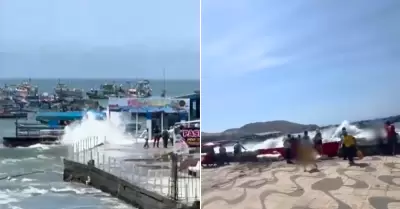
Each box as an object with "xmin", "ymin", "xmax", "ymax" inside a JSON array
[
  {"xmin": 0, "ymin": 112, "xmax": 27, "ymax": 119},
  {"xmin": 86, "ymin": 93, "xmax": 109, "ymax": 100},
  {"xmin": 2, "ymin": 136, "xmax": 60, "ymax": 147},
  {"xmin": 55, "ymin": 90, "xmax": 83, "ymax": 98}
]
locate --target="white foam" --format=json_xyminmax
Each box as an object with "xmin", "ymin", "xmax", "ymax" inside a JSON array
[
  {"xmin": 99, "ymin": 197, "xmax": 133, "ymax": 209},
  {"xmin": 216, "ymin": 120, "xmax": 382, "ymax": 153},
  {"xmin": 61, "ymin": 110, "xmax": 144, "ymax": 150},
  {"xmin": 36, "ymin": 154, "xmax": 53, "ymax": 159},
  {"xmin": 0, "ymin": 192, "xmax": 19, "ymax": 204},
  {"xmin": 20, "ymin": 186, "xmax": 48, "ymax": 195},
  {"xmin": 7, "ymin": 205, "xmax": 23, "ymax": 209},
  {"xmin": 20, "ymin": 178, "xmax": 35, "ymax": 182},
  {"xmin": 1, "ymin": 158, "xmax": 36, "ymax": 164},
  {"xmin": 15, "ymin": 144, "xmax": 52, "ymax": 150},
  {"xmin": 1, "ymin": 159, "xmax": 22, "ymax": 164},
  {"xmin": 0, "ymin": 186, "xmax": 48, "ymax": 204},
  {"xmin": 50, "ymin": 186, "xmax": 102, "ymax": 195}
]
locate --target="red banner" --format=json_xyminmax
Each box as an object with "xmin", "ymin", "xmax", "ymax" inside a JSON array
[{"xmin": 181, "ymin": 128, "xmax": 200, "ymax": 147}]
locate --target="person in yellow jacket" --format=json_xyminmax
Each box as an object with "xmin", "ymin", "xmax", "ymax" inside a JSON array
[{"xmin": 342, "ymin": 132, "xmax": 357, "ymax": 165}]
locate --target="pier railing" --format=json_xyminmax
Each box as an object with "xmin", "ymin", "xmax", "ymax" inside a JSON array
[{"xmin": 67, "ymin": 136, "xmax": 200, "ymax": 206}]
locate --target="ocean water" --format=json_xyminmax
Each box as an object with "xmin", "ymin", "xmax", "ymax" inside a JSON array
[{"xmin": 0, "ymin": 78, "xmax": 199, "ymax": 209}]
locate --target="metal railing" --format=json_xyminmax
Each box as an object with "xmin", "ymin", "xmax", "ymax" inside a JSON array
[
  {"xmin": 170, "ymin": 153, "xmax": 200, "ymax": 204},
  {"xmin": 67, "ymin": 136, "xmax": 200, "ymax": 205}
]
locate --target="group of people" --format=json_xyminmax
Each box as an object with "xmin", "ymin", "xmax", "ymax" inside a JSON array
[
  {"xmin": 283, "ymin": 130, "xmax": 321, "ymax": 171},
  {"xmin": 283, "ymin": 128, "xmax": 359, "ymax": 170},
  {"xmin": 283, "ymin": 121, "xmax": 398, "ymax": 170},
  {"xmin": 205, "ymin": 142, "xmax": 246, "ymax": 166},
  {"xmin": 143, "ymin": 125, "xmax": 173, "ymax": 149}
]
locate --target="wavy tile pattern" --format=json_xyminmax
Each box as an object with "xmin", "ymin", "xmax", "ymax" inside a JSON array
[{"xmin": 202, "ymin": 157, "xmax": 400, "ymax": 209}]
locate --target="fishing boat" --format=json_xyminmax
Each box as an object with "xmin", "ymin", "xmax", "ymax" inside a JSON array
[
  {"xmin": 0, "ymin": 109, "xmax": 28, "ymax": 119},
  {"xmin": 126, "ymin": 80, "xmax": 152, "ymax": 98},
  {"xmin": 86, "ymin": 83, "xmax": 125, "ymax": 99},
  {"xmin": 16, "ymin": 80, "xmax": 39, "ymax": 96},
  {"xmin": 5, "ymin": 80, "xmax": 39, "ymax": 106},
  {"xmin": 0, "ymin": 97, "xmax": 28, "ymax": 119},
  {"xmin": 2, "ymin": 111, "xmax": 106, "ymax": 147},
  {"xmin": 54, "ymin": 80, "xmax": 83, "ymax": 99}
]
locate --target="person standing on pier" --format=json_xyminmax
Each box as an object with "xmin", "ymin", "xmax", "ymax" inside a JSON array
[
  {"xmin": 169, "ymin": 128, "xmax": 174, "ymax": 146},
  {"xmin": 143, "ymin": 128, "xmax": 150, "ymax": 149},
  {"xmin": 162, "ymin": 128, "xmax": 170, "ymax": 148},
  {"xmin": 153, "ymin": 125, "xmax": 161, "ymax": 148}
]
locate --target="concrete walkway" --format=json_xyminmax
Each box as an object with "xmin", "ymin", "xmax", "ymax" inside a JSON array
[
  {"xmin": 202, "ymin": 156, "xmax": 400, "ymax": 209},
  {"xmin": 69, "ymin": 143, "xmax": 200, "ymax": 203},
  {"xmin": 70, "ymin": 143, "xmax": 174, "ymax": 191}
]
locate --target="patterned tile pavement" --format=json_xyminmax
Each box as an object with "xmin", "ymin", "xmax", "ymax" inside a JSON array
[{"xmin": 201, "ymin": 156, "xmax": 400, "ymax": 209}]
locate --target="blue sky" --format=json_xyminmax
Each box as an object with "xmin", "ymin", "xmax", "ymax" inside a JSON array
[
  {"xmin": 201, "ymin": 0, "xmax": 400, "ymax": 132},
  {"xmin": 0, "ymin": 0, "xmax": 199, "ymax": 79}
]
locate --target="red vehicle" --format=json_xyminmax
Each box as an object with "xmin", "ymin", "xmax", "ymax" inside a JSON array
[
  {"xmin": 257, "ymin": 141, "xmax": 341, "ymax": 158},
  {"xmin": 201, "ymin": 142, "xmax": 219, "ymax": 168}
]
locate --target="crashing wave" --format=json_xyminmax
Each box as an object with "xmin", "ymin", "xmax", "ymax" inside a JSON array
[{"xmin": 216, "ymin": 120, "xmax": 387, "ymax": 153}]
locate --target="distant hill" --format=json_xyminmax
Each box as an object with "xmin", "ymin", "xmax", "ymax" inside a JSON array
[
  {"xmin": 201, "ymin": 120, "xmax": 319, "ymax": 143},
  {"xmin": 201, "ymin": 115, "xmax": 400, "ymax": 143},
  {"xmin": 223, "ymin": 120, "xmax": 319, "ymax": 135}
]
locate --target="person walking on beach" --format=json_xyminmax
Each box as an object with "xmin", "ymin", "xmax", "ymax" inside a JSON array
[
  {"xmin": 233, "ymin": 141, "xmax": 246, "ymax": 159},
  {"xmin": 313, "ymin": 129, "xmax": 323, "ymax": 155},
  {"xmin": 339, "ymin": 127, "xmax": 348, "ymax": 160},
  {"xmin": 342, "ymin": 131, "xmax": 357, "ymax": 166},
  {"xmin": 218, "ymin": 144, "xmax": 229, "ymax": 165},
  {"xmin": 283, "ymin": 134, "xmax": 293, "ymax": 164},
  {"xmin": 385, "ymin": 121, "xmax": 398, "ymax": 155},
  {"xmin": 293, "ymin": 135, "xmax": 302, "ymax": 160},
  {"xmin": 299, "ymin": 131, "xmax": 318, "ymax": 172}
]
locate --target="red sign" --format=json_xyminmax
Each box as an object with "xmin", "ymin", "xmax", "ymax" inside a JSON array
[
  {"xmin": 182, "ymin": 129, "xmax": 200, "ymax": 138},
  {"xmin": 181, "ymin": 128, "xmax": 200, "ymax": 147},
  {"xmin": 127, "ymin": 99, "xmax": 141, "ymax": 107}
]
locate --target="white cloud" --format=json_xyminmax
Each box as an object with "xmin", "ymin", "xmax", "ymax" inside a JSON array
[
  {"xmin": 201, "ymin": 1, "xmax": 291, "ymax": 78},
  {"xmin": 202, "ymin": 32, "xmax": 289, "ymax": 77}
]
